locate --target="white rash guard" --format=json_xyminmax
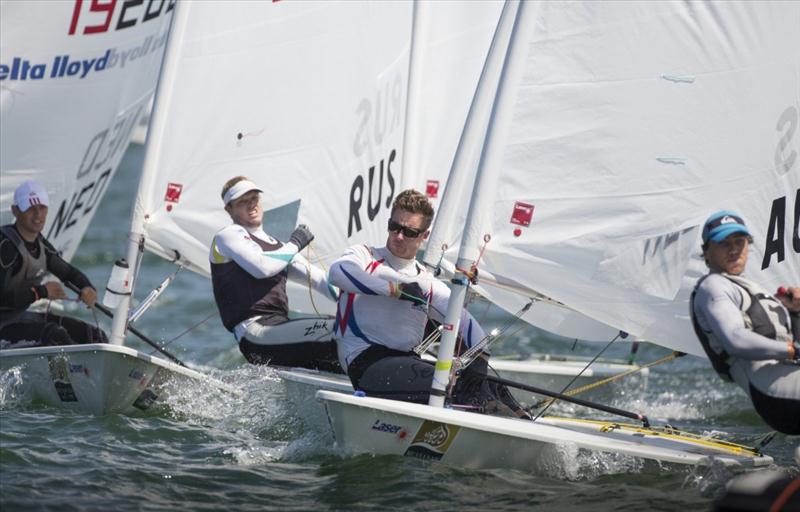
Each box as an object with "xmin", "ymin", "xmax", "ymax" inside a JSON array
[
  {"xmin": 329, "ymin": 244, "xmax": 486, "ymax": 370},
  {"xmin": 210, "ymin": 224, "xmax": 337, "ymax": 339}
]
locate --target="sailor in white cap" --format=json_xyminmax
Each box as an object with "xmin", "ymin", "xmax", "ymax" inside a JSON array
[
  {"xmin": 0, "ymin": 180, "xmax": 107, "ymax": 347},
  {"xmin": 209, "ymin": 176, "xmax": 342, "ymax": 372},
  {"xmin": 691, "ymin": 210, "xmax": 799, "ymax": 434}
]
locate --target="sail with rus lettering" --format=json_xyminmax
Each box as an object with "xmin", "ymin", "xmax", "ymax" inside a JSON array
[
  {"xmin": 123, "ymin": 0, "xmax": 628, "ymax": 402},
  {"xmin": 121, "ymin": 1, "xmax": 412, "ymax": 293},
  {"xmin": 316, "ymin": 0, "xmax": 797, "ymax": 472},
  {"xmin": 114, "ymin": 1, "xmax": 511, "ymax": 311}
]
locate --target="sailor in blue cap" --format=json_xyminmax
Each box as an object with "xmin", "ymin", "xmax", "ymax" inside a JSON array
[{"xmin": 690, "ymin": 210, "xmax": 800, "ymax": 434}]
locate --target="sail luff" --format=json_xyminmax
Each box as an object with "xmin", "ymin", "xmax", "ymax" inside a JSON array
[
  {"xmin": 429, "ymin": 0, "xmax": 536, "ymax": 407},
  {"xmin": 454, "ymin": 1, "xmax": 536, "ymax": 270},
  {"xmin": 421, "ymin": 2, "xmax": 512, "ymax": 270},
  {"xmin": 129, "ymin": 1, "xmax": 191, "ymax": 239},
  {"xmin": 398, "ymin": 1, "xmax": 428, "ymax": 191},
  {"xmin": 110, "ymin": 1, "xmax": 190, "ymax": 344}
]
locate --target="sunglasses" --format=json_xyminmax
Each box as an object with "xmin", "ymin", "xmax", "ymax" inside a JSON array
[{"xmin": 388, "ymin": 219, "xmax": 424, "ymax": 238}]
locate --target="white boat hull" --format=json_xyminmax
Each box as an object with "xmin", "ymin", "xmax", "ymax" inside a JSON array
[
  {"xmin": 0, "ymin": 344, "xmax": 225, "ymax": 415},
  {"xmin": 317, "ymin": 390, "xmax": 773, "ymax": 471}
]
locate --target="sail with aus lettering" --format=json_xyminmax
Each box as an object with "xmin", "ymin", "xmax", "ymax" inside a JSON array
[{"xmin": 429, "ymin": 0, "xmax": 800, "ymax": 356}]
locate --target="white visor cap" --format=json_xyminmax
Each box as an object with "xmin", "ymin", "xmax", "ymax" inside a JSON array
[
  {"xmin": 13, "ymin": 180, "xmax": 50, "ymax": 212},
  {"xmin": 223, "ymin": 180, "xmax": 263, "ymax": 206}
]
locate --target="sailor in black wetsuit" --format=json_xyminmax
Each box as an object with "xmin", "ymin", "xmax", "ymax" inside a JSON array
[
  {"xmin": 0, "ymin": 180, "xmax": 107, "ymax": 347},
  {"xmin": 209, "ymin": 176, "xmax": 342, "ymax": 372},
  {"xmin": 690, "ymin": 210, "xmax": 800, "ymax": 434}
]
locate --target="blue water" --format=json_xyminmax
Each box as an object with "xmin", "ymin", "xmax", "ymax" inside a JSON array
[{"xmin": 1, "ymin": 144, "xmax": 798, "ymax": 511}]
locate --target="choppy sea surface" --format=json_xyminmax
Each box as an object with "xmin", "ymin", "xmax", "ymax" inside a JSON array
[{"xmin": 1, "ymin": 144, "xmax": 798, "ymax": 511}]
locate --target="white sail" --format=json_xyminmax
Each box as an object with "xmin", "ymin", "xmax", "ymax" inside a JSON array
[
  {"xmin": 451, "ymin": 1, "xmax": 800, "ymax": 357},
  {"xmin": 414, "ymin": 1, "xmax": 623, "ymax": 343},
  {"xmin": 0, "ymin": 0, "xmax": 173, "ymax": 259},
  {"xmin": 399, "ymin": 0, "xmax": 503, "ymax": 209},
  {"xmin": 131, "ymin": 0, "xmax": 413, "ymax": 280}
]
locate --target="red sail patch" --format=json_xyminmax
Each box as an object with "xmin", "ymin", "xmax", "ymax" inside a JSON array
[{"xmin": 510, "ymin": 201, "xmax": 534, "ymax": 226}]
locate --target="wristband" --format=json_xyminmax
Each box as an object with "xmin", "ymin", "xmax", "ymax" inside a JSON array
[{"xmin": 31, "ymin": 286, "xmax": 40, "ymax": 301}]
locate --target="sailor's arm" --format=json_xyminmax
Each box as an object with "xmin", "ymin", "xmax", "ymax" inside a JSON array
[
  {"xmin": 328, "ymin": 245, "xmax": 398, "ymax": 297},
  {"xmin": 698, "ymin": 285, "xmax": 793, "ymax": 360},
  {"xmin": 43, "ymin": 238, "xmax": 95, "ymax": 306},
  {"xmin": 287, "ymin": 252, "xmax": 339, "ymax": 302},
  {"xmin": 779, "ymin": 287, "xmax": 800, "ymax": 356},
  {"xmin": 213, "ymin": 226, "xmax": 298, "ymax": 279}
]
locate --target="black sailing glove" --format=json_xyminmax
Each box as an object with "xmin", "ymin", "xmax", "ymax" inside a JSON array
[
  {"xmin": 289, "ymin": 224, "xmax": 314, "ymax": 251},
  {"xmin": 397, "ymin": 282, "xmax": 427, "ymax": 306}
]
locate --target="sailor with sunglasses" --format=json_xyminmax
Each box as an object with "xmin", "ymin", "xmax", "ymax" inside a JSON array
[
  {"xmin": 690, "ymin": 210, "xmax": 799, "ymax": 434},
  {"xmin": 329, "ymin": 189, "xmax": 522, "ymax": 414}
]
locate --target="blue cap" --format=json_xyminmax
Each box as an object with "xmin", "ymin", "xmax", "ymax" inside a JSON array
[{"xmin": 702, "ymin": 210, "xmax": 751, "ymax": 244}]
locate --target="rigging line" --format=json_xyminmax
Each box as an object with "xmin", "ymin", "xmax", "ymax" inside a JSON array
[
  {"xmin": 307, "ymin": 239, "xmax": 329, "ymax": 272},
  {"xmin": 157, "ymin": 309, "xmax": 218, "ymax": 349},
  {"xmin": 534, "ymin": 351, "xmax": 681, "ymax": 409},
  {"xmin": 302, "ymin": 245, "xmax": 323, "ymax": 317},
  {"xmin": 484, "ymin": 373, "xmax": 650, "ymax": 427},
  {"xmin": 475, "ymin": 296, "xmax": 492, "ymax": 324},
  {"xmin": 458, "ymin": 299, "xmax": 534, "ymax": 366},
  {"xmin": 432, "ymin": 243, "xmax": 448, "ymax": 276},
  {"xmin": 486, "ymin": 322, "xmax": 527, "ymax": 351},
  {"xmin": 413, "ymin": 323, "xmax": 443, "ymax": 355},
  {"xmin": 64, "ymin": 281, "xmax": 188, "ymax": 367},
  {"xmin": 91, "ymin": 305, "xmax": 101, "ymax": 335},
  {"xmin": 532, "ymin": 332, "xmax": 623, "ymax": 422}
]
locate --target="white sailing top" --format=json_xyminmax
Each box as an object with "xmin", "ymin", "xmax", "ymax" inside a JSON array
[
  {"xmin": 329, "ymin": 245, "xmax": 485, "ymax": 370},
  {"xmin": 210, "ymin": 224, "xmax": 336, "ymax": 340}
]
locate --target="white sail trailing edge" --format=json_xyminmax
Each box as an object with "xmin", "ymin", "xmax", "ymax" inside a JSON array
[{"xmin": 0, "ymin": 0, "xmax": 172, "ymax": 260}]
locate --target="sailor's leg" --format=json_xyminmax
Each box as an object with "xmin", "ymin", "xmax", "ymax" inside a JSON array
[
  {"xmin": 0, "ymin": 312, "xmax": 72, "ymax": 347},
  {"xmin": 55, "ymin": 315, "xmax": 108, "ymax": 344},
  {"xmin": 239, "ymin": 315, "xmax": 342, "ymax": 372},
  {"xmin": 745, "ymin": 361, "xmax": 800, "ymax": 434},
  {"xmin": 351, "ymin": 351, "xmax": 434, "ymax": 404}
]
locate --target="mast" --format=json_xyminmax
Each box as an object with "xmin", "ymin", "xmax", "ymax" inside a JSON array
[
  {"xmin": 429, "ymin": 0, "xmax": 537, "ymax": 407},
  {"xmin": 421, "ymin": 3, "xmax": 511, "ymax": 270},
  {"xmin": 110, "ymin": 2, "xmax": 191, "ymax": 345}
]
